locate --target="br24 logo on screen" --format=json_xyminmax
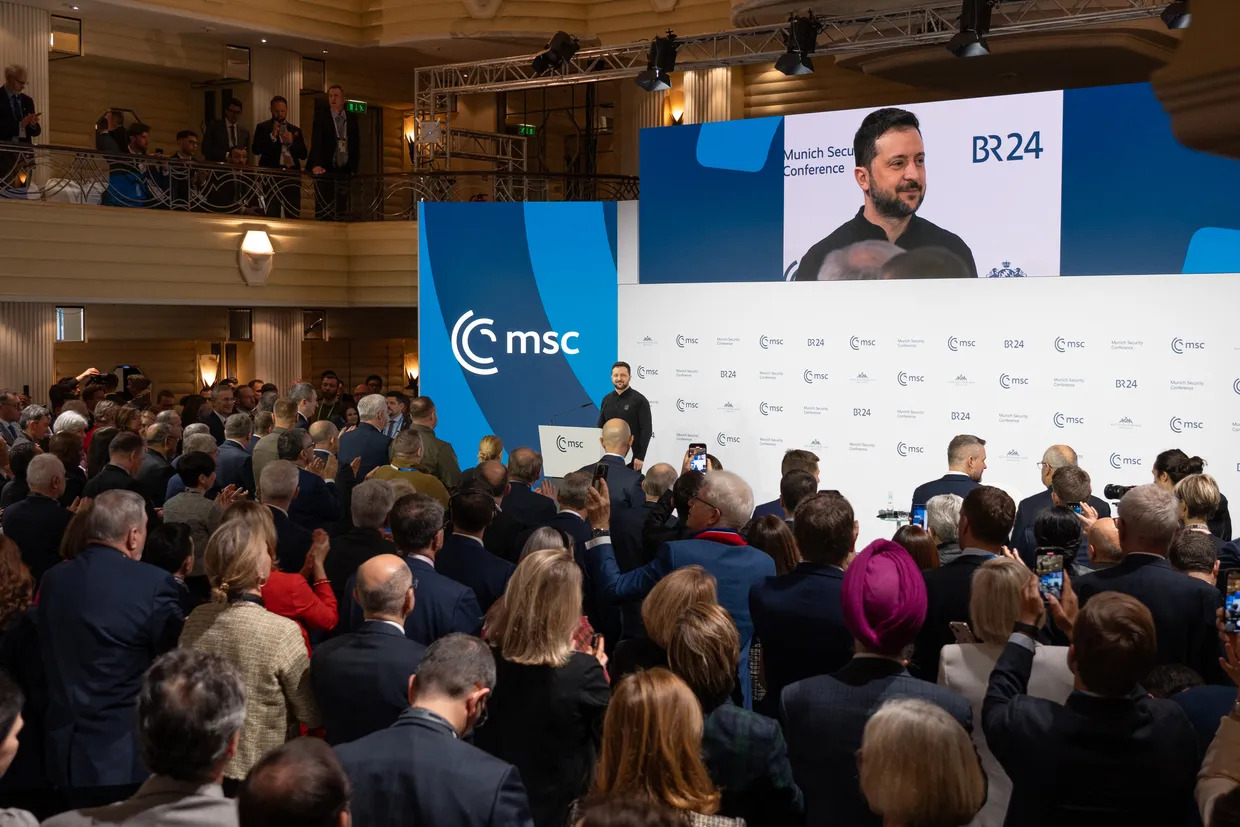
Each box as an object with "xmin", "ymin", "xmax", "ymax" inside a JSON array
[{"xmin": 972, "ymin": 132, "xmax": 1044, "ymax": 163}]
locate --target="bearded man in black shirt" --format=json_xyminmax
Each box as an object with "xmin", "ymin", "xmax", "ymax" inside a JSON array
[
  {"xmin": 595, "ymin": 361, "xmax": 651, "ymax": 471},
  {"xmin": 794, "ymin": 107, "xmax": 977, "ymax": 281}
]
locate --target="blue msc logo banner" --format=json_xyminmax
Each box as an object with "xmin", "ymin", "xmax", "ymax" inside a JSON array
[{"xmin": 418, "ymin": 202, "xmax": 618, "ymax": 466}]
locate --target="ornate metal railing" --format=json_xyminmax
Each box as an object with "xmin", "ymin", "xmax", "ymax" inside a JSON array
[{"xmin": 0, "ymin": 143, "xmax": 639, "ymax": 221}]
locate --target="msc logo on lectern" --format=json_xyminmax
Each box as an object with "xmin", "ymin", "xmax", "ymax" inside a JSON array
[
  {"xmin": 555, "ymin": 435, "xmax": 584, "ymax": 452},
  {"xmin": 450, "ymin": 310, "xmax": 580, "ymax": 376},
  {"xmin": 717, "ymin": 432, "xmax": 740, "ymax": 448}
]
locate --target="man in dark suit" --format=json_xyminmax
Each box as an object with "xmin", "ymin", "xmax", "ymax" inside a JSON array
[
  {"xmin": 201, "ymin": 97, "xmax": 250, "ymax": 164},
  {"xmin": 611, "ymin": 463, "xmax": 677, "ymax": 574},
  {"xmin": 136, "ymin": 422, "xmax": 180, "ymax": 508},
  {"xmin": 983, "ymin": 588, "xmax": 1198, "ymax": 826},
  {"xmin": 782, "ymin": 538, "xmax": 971, "ymax": 827},
  {"xmin": 81, "ymin": 431, "xmax": 160, "ymax": 527},
  {"xmin": 586, "ymin": 471, "xmax": 775, "ymax": 707},
  {"xmin": 752, "ymin": 449, "xmax": 820, "ymax": 519},
  {"xmin": 1010, "ymin": 444, "xmax": 1111, "ymax": 550},
  {"xmin": 338, "ymin": 394, "xmax": 391, "ymax": 483},
  {"xmin": 437, "ymin": 486, "xmax": 514, "ymax": 614},
  {"xmin": 251, "ymin": 94, "xmax": 307, "ymax": 219},
  {"xmin": 910, "ymin": 433, "xmax": 987, "ymax": 512},
  {"xmin": 1075, "ymin": 484, "xmax": 1223, "ymax": 682},
  {"xmin": 216, "ymin": 413, "xmax": 255, "ymax": 493},
  {"xmin": 910, "ymin": 485, "xmax": 1015, "ymax": 680},
  {"xmin": 307, "ymin": 84, "xmax": 360, "ymax": 221},
  {"xmin": 50, "ymin": 431, "xmax": 87, "ymax": 507},
  {"xmin": 311, "ymin": 555, "xmax": 426, "ymax": 745},
  {"xmin": 750, "ymin": 492, "xmax": 857, "ymax": 717},
  {"xmin": 335, "ymin": 634, "xmax": 534, "ymax": 826},
  {"xmin": 390, "ymin": 494, "xmax": 482, "ymax": 643},
  {"xmin": 1014, "ymin": 465, "xmax": 1107, "ymax": 569},
  {"xmin": 1, "ymin": 454, "xmax": 74, "ymax": 584},
  {"xmin": 1, "ymin": 65, "xmax": 40, "ymax": 188},
  {"xmin": 578, "ymin": 419, "xmax": 644, "ymax": 510},
  {"xmin": 259, "ymin": 460, "xmax": 315, "ymax": 573},
  {"xmin": 277, "ymin": 430, "xmax": 342, "ymax": 532},
  {"xmin": 324, "ymin": 480, "xmax": 397, "ymax": 602},
  {"xmin": 474, "ymin": 461, "xmax": 528, "ymax": 563},
  {"xmin": 503, "ymin": 448, "xmax": 557, "ymax": 526},
  {"xmin": 37, "ymin": 489, "xmax": 184, "ymax": 808}
]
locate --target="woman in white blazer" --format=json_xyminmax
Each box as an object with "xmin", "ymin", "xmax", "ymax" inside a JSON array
[{"xmin": 938, "ymin": 556, "xmax": 1074, "ymax": 827}]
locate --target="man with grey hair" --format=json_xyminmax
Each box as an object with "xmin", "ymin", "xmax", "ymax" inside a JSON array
[
  {"xmin": 339, "ymin": 393, "xmax": 391, "ymax": 483},
  {"xmin": 325, "ymin": 479, "xmax": 397, "ymax": 601},
  {"xmin": 925, "ymin": 493, "xmax": 963, "ymax": 565},
  {"xmin": 1076, "ymin": 484, "xmax": 1223, "ymax": 681},
  {"xmin": 585, "ymin": 470, "xmax": 774, "ymax": 707},
  {"xmin": 277, "ymin": 427, "xmax": 343, "ymax": 531},
  {"xmin": 1009, "ymin": 443, "xmax": 1111, "ymax": 557},
  {"xmin": 53, "ymin": 410, "xmax": 89, "ymax": 437},
  {"xmin": 260, "ymin": 460, "xmax": 313, "ymax": 573},
  {"xmin": 217, "ymin": 412, "xmax": 255, "ymax": 493},
  {"xmin": 43, "ymin": 649, "xmax": 245, "ymax": 825},
  {"xmin": 38, "ymin": 489, "xmax": 184, "ymax": 808},
  {"xmin": 154, "ymin": 409, "xmax": 182, "ymax": 430},
  {"xmin": 137, "ymin": 422, "xmax": 182, "ymax": 507},
  {"xmin": 2, "ymin": 453, "xmax": 74, "ymax": 583},
  {"xmin": 289, "ymin": 381, "xmax": 317, "ymax": 430},
  {"xmin": 182, "ymin": 422, "xmax": 210, "ymax": 439},
  {"xmin": 164, "ymin": 432, "xmax": 221, "ymax": 502},
  {"xmin": 335, "ymin": 634, "xmax": 533, "ymax": 827},
  {"xmin": 910, "ymin": 433, "xmax": 986, "ymax": 513},
  {"xmin": 814, "ymin": 239, "xmax": 903, "ymax": 281},
  {"xmin": 14, "ymin": 404, "xmax": 50, "ymax": 450},
  {"xmin": 311, "ymin": 554, "xmax": 425, "ymax": 745}
]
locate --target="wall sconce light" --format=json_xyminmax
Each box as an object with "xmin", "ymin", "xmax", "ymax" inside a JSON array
[
  {"xmin": 238, "ymin": 229, "xmax": 274, "ymax": 286},
  {"xmin": 670, "ymin": 106, "xmax": 684, "ymax": 125},
  {"xmin": 198, "ymin": 353, "xmax": 220, "ymax": 390},
  {"xmin": 403, "ymin": 353, "xmax": 420, "ymax": 382}
]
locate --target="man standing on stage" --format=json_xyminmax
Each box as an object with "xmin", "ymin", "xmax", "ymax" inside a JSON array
[{"xmin": 596, "ymin": 361, "xmax": 651, "ymax": 471}]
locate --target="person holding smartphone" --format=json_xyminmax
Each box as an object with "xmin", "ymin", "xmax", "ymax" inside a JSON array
[{"xmin": 595, "ymin": 362, "xmax": 651, "ymax": 472}]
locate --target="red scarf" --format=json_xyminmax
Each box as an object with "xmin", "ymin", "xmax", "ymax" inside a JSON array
[{"xmin": 694, "ymin": 529, "xmax": 748, "ymax": 547}]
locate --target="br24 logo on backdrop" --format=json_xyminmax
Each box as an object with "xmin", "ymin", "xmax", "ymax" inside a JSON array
[{"xmin": 450, "ymin": 310, "xmax": 580, "ymax": 376}]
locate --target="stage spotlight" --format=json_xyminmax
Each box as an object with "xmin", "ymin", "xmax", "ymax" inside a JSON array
[
  {"xmin": 532, "ymin": 31, "xmax": 580, "ymax": 73},
  {"xmin": 1161, "ymin": 1, "xmax": 1190, "ymax": 29},
  {"xmin": 947, "ymin": 0, "xmax": 994, "ymax": 58},
  {"xmin": 775, "ymin": 13, "xmax": 824, "ymax": 76},
  {"xmin": 635, "ymin": 31, "xmax": 678, "ymax": 92}
]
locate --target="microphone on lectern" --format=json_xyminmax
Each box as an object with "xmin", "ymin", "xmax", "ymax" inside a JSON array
[{"xmin": 548, "ymin": 402, "xmax": 592, "ymax": 425}]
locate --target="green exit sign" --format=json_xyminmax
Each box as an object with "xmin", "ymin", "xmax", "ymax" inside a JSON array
[
  {"xmin": 517, "ymin": 123, "xmax": 536, "ymax": 136},
  {"xmin": 346, "ymin": 99, "xmax": 368, "ymax": 113}
]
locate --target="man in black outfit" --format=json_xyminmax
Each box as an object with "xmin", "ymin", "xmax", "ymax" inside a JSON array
[
  {"xmin": 477, "ymin": 460, "xmax": 526, "ymax": 563},
  {"xmin": 1009, "ymin": 444, "xmax": 1111, "ymax": 554},
  {"xmin": 910, "ymin": 485, "xmax": 1015, "ymax": 680},
  {"xmin": 324, "ymin": 479, "xmax": 397, "ymax": 602},
  {"xmin": 335, "ymin": 634, "xmax": 534, "ymax": 826},
  {"xmin": 595, "ymin": 361, "xmax": 651, "ymax": 471},
  {"xmin": 1, "ymin": 454, "xmax": 73, "ymax": 585},
  {"xmin": 308, "ymin": 84, "xmax": 360, "ymax": 221},
  {"xmin": 1075, "ymin": 484, "xmax": 1224, "ymax": 682},
  {"xmin": 910, "ymin": 433, "xmax": 986, "ymax": 513},
  {"xmin": 578, "ymin": 419, "xmax": 644, "ymax": 510},
  {"xmin": 1, "ymin": 65, "xmax": 40, "ymax": 188},
  {"xmin": 983, "ymin": 583, "xmax": 1198, "ymax": 825},
  {"xmin": 201, "ymin": 97, "xmax": 249, "ymax": 164},
  {"xmin": 252, "ymin": 95, "xmax": 307, "ymax": 219},
  {"xmin": 793, "ymin": 107, "xmax": 977, "ymax": 281},
  {"xmin": 502, "ymin": 448, "xmax": 556, "ymax": 526},
  {"xmin": 311, "ymin": 554, "xmax": 426, "ymax": 745}
]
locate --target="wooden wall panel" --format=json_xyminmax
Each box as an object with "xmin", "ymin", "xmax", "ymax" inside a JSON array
[
  {"xmin": 55, "ymin": 339, "xmax": 203, "ymax": 399},
  {"xmin": 589, "ymin": 0, "xmax": 731, "ymax": 45},
  {"xmin": 346, "ymin": 221, "xmax": 418, "ymax": 306},
  {"xmin": 302, "ymin": 337, "xmax": 414, "ymax": 393},
  {"xmin": 743, "ymin": 62, "xmax": 951, "ymax": 119},
  {"xmin": 83, "ymin": 305, "xmax": 230, "ymax": 341}
]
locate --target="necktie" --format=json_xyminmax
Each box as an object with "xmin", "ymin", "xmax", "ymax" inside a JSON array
[
  {"xmin": 229, "ymin": 124, "xmax": 237, "ymax": 148},
  {"xmin": 11, "ymin": 94, "xmax": 20, "ymax": 123}
]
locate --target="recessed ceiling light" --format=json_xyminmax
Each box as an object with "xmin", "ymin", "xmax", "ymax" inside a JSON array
[
  {"xmin": 260, "ymin": 38, "xmax": 267, "ymax": 43},
  {"xmin": 69, "ymin": 4, "xmax": 80, "ymax": 9},
  {"xmin": 322, "ymin": 49, "xmax": 328, "ymax": 54}
]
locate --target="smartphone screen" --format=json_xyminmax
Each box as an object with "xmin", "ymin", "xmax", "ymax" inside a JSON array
[
  {"xmin": 688, "ymin": 443, "xmax": 707, "ymax": 473},
  {"xmin": 1071, "ymin": 503, "xmax": 1083, "ymax": 515},
  {"xmin": 1227, "ymin": 572, "xmax": 1240, "ymax": 634},
  {"xmin": 592, "ymin": 462, "xmax": 609, "ymax": 491},
  {"xmin": 911, "ymin": 505, "xmax": 927, "ymax": 530},
  {"xmin": 1036, "ymin": 552, "xmax": 1064, "ymax": 599}
]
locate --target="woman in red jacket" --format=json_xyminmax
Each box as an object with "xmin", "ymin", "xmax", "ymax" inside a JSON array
[{"xmin": 218, "ymin": 500, "xmax": 337, "ymax": 650}]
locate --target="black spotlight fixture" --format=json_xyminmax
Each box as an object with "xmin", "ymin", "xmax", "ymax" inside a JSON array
[
  {"xmin": 635, "ymin": 31, "xmax": 678, "ymax": 92},
  {"xmin": 947, "ymin": 0, "xmax": 995, "ymax": 57},
  {"xmin": 1161, "ymin": 1, "xmax": 1190, "ymax": 29},
  {"xmin": 775, "ymin": 12, "xmax": 824, "ymax": 76},
  {"xmin": 532, "ymin": 31, "xmax": 580, "ymax": 73}
]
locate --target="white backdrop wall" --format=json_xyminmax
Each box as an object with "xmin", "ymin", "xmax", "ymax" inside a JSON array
[{"xmin": 618, "ymin": 274, "xmax": 1240, "ymax": 543}]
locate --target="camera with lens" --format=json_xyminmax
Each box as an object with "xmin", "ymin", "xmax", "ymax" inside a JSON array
[{"xmin": 1103, "ymin": 483, "xmax": 1136, "ymax": 501}]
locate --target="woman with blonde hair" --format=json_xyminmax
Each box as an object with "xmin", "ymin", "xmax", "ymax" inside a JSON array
[
  {"xmin": 179, "ymin": 521, "xmax": 320, "ymax": 788},
  {"xmin": 1176, "ymin": 473, "xmax": 1223, "ymax": 544},
  {"xmin": 114, "ymin": 405, "xmax": 143, "ymax": 435},
  {"xmin": 589, "ymin": 668, "xmax": 742, "ymax": 826},
  {"xmin": 858, "ymin": 698, "xmax": 986, "ymax": 827},
  {"xmin": 217, "ymin": 500, "xmax": 337, "ymax": 650},
  {"xmin": 83, "ymin": 400, "xmax": 118, "ymax": 453},
  {"xmin": 478, "ymin": 434, "xmax": 503, "ymax": 464},
  {"xmin": 611, "ymin": 566, "xmax": 718, "ymax": 684},
  {"xmin": 474, "ymin": 548, "xmax": 610, "ymax": 827},
  {"xmin": 938, "ymin": 557, "xmax": 1072, "ymax": 826},
  {"xmin": 514, "ymin": 526, "xmax": 601, "ymax": 660}
]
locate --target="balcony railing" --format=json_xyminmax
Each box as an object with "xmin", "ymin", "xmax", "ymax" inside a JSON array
[{"xmin": 0, "ymin": 142, "xmax": 640, "ymax": 221}]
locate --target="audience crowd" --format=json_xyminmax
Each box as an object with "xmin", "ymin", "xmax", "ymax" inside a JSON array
[{"xmin": 0, "ymin": 365, "xmax": 1239, "ymax": 827}]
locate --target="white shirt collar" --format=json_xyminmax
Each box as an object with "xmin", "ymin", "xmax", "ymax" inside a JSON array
[{"xmin": 408, "ymin": 553, "xmax": 434, "ymax": 567}]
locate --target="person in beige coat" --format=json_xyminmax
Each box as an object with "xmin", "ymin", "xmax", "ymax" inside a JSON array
[
  {"xmin": 938, "ymin": 557, "xmax": 1074, "ymax": 827},
  {"xmin": 179, "ymin": 520, "xmax": 319, "ymax": 786}
]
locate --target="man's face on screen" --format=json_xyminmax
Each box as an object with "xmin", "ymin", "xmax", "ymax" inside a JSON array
[
  {"xmin": 612, "ymin": 367, "xmax": 630, "ymax": 392},
  {"xmin": 859, "ymin": 127, "xmax": 925, "ymax": 219}
]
